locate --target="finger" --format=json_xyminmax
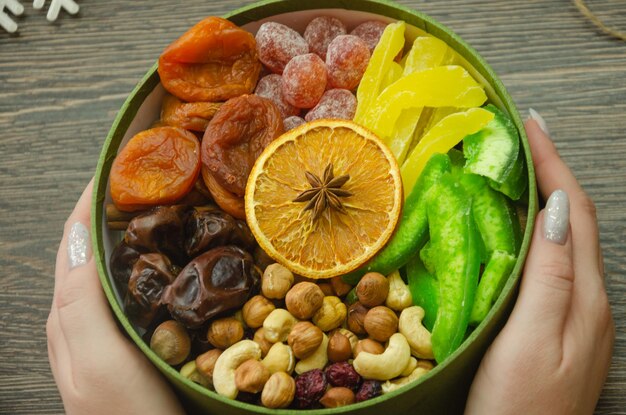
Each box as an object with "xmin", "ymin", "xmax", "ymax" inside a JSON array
[
  {"xmin": 525, "ymin": 118, "xmax": 603, "ymax": 286},
  {"xmin": 53, "ymin": 179, "xmax": 123, "ymax": 358},
  {"xmin": 510, "ymin": 191, "xmax": 574, "ymax": 338},
  {"xmin": 46, "ymin": 306, "xmax": 74, "ymax": 392}
]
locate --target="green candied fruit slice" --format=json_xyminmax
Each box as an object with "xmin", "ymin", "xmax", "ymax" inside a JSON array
[{"xmin": 464, "ymin": 104, "xmax": 520, "ymax": 184}]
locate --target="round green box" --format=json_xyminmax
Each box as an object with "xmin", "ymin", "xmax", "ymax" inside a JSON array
[{"xmin": 92, "ymin": 1, "xmax": 537, "ymax": 413}]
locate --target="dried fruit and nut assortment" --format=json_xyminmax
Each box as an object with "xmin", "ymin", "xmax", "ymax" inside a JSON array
[{"xmin": 108, "ymin": 13, "xmax": 527, "ymax": 410}]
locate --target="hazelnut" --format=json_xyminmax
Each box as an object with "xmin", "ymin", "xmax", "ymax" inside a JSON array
[
  {"xmin": 242, "ymin": 295, "xmax": 276, "ymax": 328},
  {"xmin": 253, "ymin": 327, "xmax": 273, "ymax": 358},
  {"xmin": 207, "ymin": 317, "xmax": 244, "ymax": 349},
  {"xmin": 354, "ymin": 338, "xmax": 385, "ymax": 358},
  {"xmin": 356, "ymin": 272, "xmax": 389, "ymax": 307},
  {"xmin": 285, "ymin": 282, "xmax": 324, "ymax": 320},
  {"xmin": 261, "ymin": 372, "xmax": 296, "ymax": 409},
  {"xmin": 364, "ymin": 306, "xmax": 398, "ymax": 342},
  {"xmin": 288, "ymin": 321, "xmax": 324, "ymax": 359},
  {"xmin": 331, "ymin": 276, "xmax": 352, "ymax": 297},
  {"xmin": 335, "ymin": 328, "xmax": 358, "ymax": 354},
  {"xmin": 318, "ymin": 282, "xmax": 335, "ymax": 296},
  {"xmin": 235, "ymin": 359, "xmax": 270, "ymax": 393},
  {"xmin": 347, "ymin": 302, "xmax": 368, "ymax": 335},
  {"xmin": 312, "ymin": 296, "xmax": 347, "ymax": 332},
  {"xmin": 320, "ymin": 386, "xmax": 355, "ymax": 408},
  {"xmin": 262, "ymin": 263, "xmax": 294, "ymax": 299},
  {"xmin": 180, "ymin": 360, "xmax": 210, "ymax": 387},
  {"xmin": 195, "ymin": 349, "xmax": 222, "ymax": 381},
  {"xmin": 150, "ymin": 320, "xmax": 191, "ymax": 365},
  {"xmin": 327, "ymin": 331, "xmax": 352, "ymax": 362}
]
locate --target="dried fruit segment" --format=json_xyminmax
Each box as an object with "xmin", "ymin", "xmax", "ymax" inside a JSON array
[
  {"xmin": 304, "ymin": 16, "xmax": 347, "ymax": 58},
  {"xmin": 282, "ymin": 53, "xmax": 328, "ymax": 109},
  {"xmin": 305, "ymin": 89, "xmax": 357, "ymax": 122},
  {"xmin": 158, "ymin": 17, "xmax": 261, "ymax": 102},
  {"xmin": 110, "ymin": 127, "xmax": 200, "ymax": 211},
  {"xmin": 256, "ymin": 22, "xmax": 309, "ymax": 74},
  {"xmin": 245, "ymin": 119, "xmax": 403, "ymax": 279},
  {"xmin": 326, "ymin": 35, "xmax": 370, "ymax": 90}
]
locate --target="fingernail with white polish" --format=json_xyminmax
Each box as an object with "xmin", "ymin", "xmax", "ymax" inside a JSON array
[
  {"xmin": 528, "ymin": 108, "xmax": 550, "ymax": 135},
  {"xmin": 544, "ymin": 189, "xmax": 569, "ymax": 245},
  {"xmin": 68, "ymin": 222, "xmax": 91, "ymax": 269}
]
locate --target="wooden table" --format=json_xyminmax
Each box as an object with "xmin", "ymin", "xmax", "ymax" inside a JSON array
[{"xmin": 1, "ymin": 0, "xmax": 624, "ymax": 413}]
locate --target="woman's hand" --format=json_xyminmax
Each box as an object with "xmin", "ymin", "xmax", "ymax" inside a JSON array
[
  {"xmin": 47, "ymin": 179, "xmax": 186, "ymax": 415},
  {"xmin": 465, "ymin": 111, "xmax": 614, "ymax": 414}
]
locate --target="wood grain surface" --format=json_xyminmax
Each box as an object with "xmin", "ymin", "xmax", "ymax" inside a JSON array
[{"xmin": 1, "ymin": 0, "xmax": 625, "ymax": 413}]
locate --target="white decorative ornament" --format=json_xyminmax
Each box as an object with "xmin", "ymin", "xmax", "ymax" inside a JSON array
[
  {"xmin": 0, "ymin": 0, "xmax": 24, "ymax": 33},
  {"xmin": 33, "ymin": 0, "xmax": 78, "ymax": 22}
]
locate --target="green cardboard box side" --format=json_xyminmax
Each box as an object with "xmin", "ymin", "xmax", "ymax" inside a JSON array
[{"xmin": 92, "ymin": 1, "xmax": 538, "ymax": 414}]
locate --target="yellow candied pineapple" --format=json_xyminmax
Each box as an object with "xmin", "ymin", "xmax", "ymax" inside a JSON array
[
  {"xmin": 385, "ymin": 36, "xmax": 454, "ymax": 164},
  {"xmin": 360, "ymin": 66, "xmax": 488, "ymax": 138},
  {"xmin": 401, "ymin": 107, "xmax": 494, "ymax": 194},
  {"xmin": 354, "ymin": 21, "xmax": 406, "ymax": 122}
]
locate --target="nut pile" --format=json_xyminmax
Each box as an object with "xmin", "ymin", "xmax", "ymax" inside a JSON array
[{"xmin": 149, "ymin": 265, "xmax": 435, "ymax": 409}]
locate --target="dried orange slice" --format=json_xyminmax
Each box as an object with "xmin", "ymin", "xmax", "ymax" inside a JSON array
[{"xmin": 245, "ymin": 119, "xmax": 403, "ymax": 279}]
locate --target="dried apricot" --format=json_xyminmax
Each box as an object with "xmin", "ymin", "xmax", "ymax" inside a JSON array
[
  {"xmin": 201, "ymin": 166, "xmax": 246, "ymax": 220},
  {"xmin": 110, "ymin": 127, "xmax": 201, "ymax": 211},
  {"xmin": 158, "ymin": 17, "xmax": 261, "ymax": 102},
  {"xmin": 160, "ymin": 94, "xmax": 222, "ymax": 132},
  {"xmin": 256, "ymin": 22, "xmax": 309, "ymax": 74},
  {"xmin": 201, "ymin": 95, "xmax": 283, "ymax": 197}
]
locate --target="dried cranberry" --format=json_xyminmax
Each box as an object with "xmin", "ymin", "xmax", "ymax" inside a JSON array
[
  {"xmin": 294, "ymin": 369, "xmax": 328, "ymax": 408},
  {"xmin": 355, "ymin": 380, "xmax": 382, "ymax": 402},
  {"xmin": 325, "ymin": 362, "xmax": 361, "ymax": 390}
]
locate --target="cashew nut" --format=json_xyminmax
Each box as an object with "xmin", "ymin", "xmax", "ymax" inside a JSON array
[
  {"xmin": 401, "ymin": 357, "xmax": 418, "ymax": 377},
  {"xmin": 213, "ymin": 340, "xmax": 262, "ymax": 399},
  {"xmin": 263, "ymin": 308, "xmax": 298, "ymax": 343},
  {"xmin": 352, "ymin": 333, "xmax": 411, "ymax": 381},
  {"xmin": 398, "ymin": 306, "xmax": 434, "ymax": 359},
  {"xmin": 295, "ymin": 333, "xmax": 329, "ymax": 374},
  {"xmin": 262, "ymin": 342, "xmax": 295, "ymax": 374},
  {"xmin": 385, "ymin": 270, "xmax": 412, "ymax": 311},
  {"xmin": 381, "ymin": 366, "xmax": 431, "ymax": 394}
]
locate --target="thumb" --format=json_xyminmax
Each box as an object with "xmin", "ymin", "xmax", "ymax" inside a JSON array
[{"xmin": 511, "ymin": 189, "xmax": 574, "ymax": 335}]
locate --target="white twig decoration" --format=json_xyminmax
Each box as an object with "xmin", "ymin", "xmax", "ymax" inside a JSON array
[
  {"xmin": 0, "ymin": 0, "xmax": 24, "ymax": 33},
  {"xmin": 33, "ymin": 0, "xmax": 79, "ymax": 22}
]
